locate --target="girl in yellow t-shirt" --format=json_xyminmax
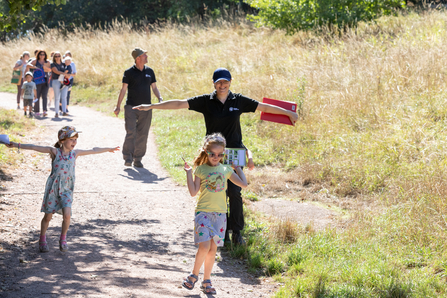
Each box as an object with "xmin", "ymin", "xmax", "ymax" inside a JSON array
[{"xmin": 182, "ymin": 133, "xmax": 247, "ymax": 295}]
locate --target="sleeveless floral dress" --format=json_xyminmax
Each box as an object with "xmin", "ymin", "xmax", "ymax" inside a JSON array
[{"xmin": 41, "ymin": 148, "xmax": 76, "ymax": 215}]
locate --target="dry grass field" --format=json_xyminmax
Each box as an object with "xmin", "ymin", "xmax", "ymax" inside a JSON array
[{"xmin": 2, "ymin": 10, "xmax": 447, "ymax": 296}]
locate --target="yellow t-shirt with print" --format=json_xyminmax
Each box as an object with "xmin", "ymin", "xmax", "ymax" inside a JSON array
[{"xmin": 194, "ymin": 163, "xmax": 234, "ymax": 213}]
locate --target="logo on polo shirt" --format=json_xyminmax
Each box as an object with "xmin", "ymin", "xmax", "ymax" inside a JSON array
[
  {"xmin": 145, "ymin": 74, "xmax": 151, "ymax": 78},
  {"xmin": 229, "ymin": 107, "xmax": 239, "ymax": 112}
]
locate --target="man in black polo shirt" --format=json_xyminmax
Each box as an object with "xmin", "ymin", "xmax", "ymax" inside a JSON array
[
  {"xmin": 133, "ymin": 68, "xmax": 298, "ymax": 245},
  {"xmin": 114, "ymin": 47, "xmax": 163, "ymax": 168}
]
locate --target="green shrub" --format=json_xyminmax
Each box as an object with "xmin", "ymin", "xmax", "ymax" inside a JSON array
[{"xmin": 245, "ymin": 0, "xmax": 406, "ymax": 34}]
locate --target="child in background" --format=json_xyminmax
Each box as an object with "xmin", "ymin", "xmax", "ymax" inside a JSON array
[
  {"xmin": 182, "ymin": 133, "xmax": 248, "ymax": 295},
  {"xmin": 64, "ymin": 51, "xmax": 76, "ymax": 113},
  {"xmin": 4, "ymin": 126, "xmax": 119, "ymax": 252},
  {"xmin": 21, "ymin": 71, "xmax": 36, "ymax": 117},
  {"xmin": 62, "ymin": 56, "xmax": 73, "ymax": 89}
]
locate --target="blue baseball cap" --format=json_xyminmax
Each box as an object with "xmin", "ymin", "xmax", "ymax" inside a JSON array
[{"xmin": 213, "ymin": 68, "xmax": 232, "ymax": 83}]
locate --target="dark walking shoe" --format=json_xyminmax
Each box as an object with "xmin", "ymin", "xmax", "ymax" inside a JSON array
[
  {"xmin": 124, "ymin": 159, "xmax": 132, "ymax": 167},
  {"xmin": 232, "ymin": 232, "xmax": 246, "ymax": 246},
  {"xmin": 224, "ymin": 229, "xmax": 231, "ymax": 245},
  {"xmin": 133, "ymin": 160, "xmax": 143, "ymax": 168}
]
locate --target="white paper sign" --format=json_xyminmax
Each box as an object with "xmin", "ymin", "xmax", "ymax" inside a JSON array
[{"xmin": 223, "ymin": 148, "xmax": 246, "ymax": 167}]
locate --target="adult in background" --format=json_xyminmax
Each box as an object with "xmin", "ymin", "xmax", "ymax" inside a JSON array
[
  {"xmin": 114, "ymin": 47, "xmax": 163, "ymax": 168},
  {"xmin": 28, "ymin": 49, "xmax": 39, "ymax": 63},
  {"xmin": 27, "ymin": 49, "xmax": 52, "ymax": 117},
  {"xmin": 64, "ymin": 51, "xmax": 77, "ymax": 113},
  {"xmin": 13, "ymin": 51, "xmax": 30, "ymax": 110},
  {"xmin": 51, "ymin": 51, "xmax": 71, "ymax": 118},
  {"xmin": 133, "ymin": 68, "xmax": 298, "ymax": 245},
  {"xmin": 48, "ymin": 51, "xmax": 55, "ymax": 107}
]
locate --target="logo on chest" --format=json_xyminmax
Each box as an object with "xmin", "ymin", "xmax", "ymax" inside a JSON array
[
  {"xmin": 229, "ymin": 107, "xmax": 239, "ymax": 112},
  {"xmin": 206, "ymin": 172, "xmax": 225, "ymax": 193},
  {"xmin": 145, "ymin": 74, "xmax": 151, "ymax": 78}
]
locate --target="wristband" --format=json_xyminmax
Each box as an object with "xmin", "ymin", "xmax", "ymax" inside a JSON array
[{"xmin": 17, "ymin": 143, "xmax": 21, "ymax": 153}]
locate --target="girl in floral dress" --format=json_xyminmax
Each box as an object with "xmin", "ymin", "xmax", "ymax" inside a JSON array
[
  {"xmin": 182, "ymin": 133, "xmax": 248, "ymax": 295},
  {"xmin": 5, "ymin": 126, "xmax": 119, "ymax": 252}
]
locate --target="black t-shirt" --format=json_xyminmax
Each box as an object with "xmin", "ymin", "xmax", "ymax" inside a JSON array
[
  {"xmin": 51, "ymin": 62, "xmax": 66, "ymax": 80},
  {"xmin": 122, "ymin": 65, "xmax": 156, "ymax": 106},
  {"xmin": 187, "ymin": 91, "xmax": 259, "ymax": 148}
]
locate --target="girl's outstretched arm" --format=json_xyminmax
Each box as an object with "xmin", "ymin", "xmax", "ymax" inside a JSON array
[
  {"xmin": 184, "ymin": 162, "xmax": 201, "ymax": 197},
  {"xmin": 5, "ymin": 141, "xmax": 56, "ymax": 155},
  {"xmin": 75, "ymin": 146, "xmax": 120, "ymax": 157},
  {"xmin": 133, "ymin": 100, "xmax": 189, "ymax": 111},
  {"xmin": 229, "ymin": 166, "xmax": 248, "ymax": 188}
]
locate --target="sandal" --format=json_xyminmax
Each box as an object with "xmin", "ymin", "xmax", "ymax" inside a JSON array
[
  {"xmin": 201, "ymin": 279, "xmax": 217, "ymax": 295},
  {"xmin": 39, "ymin": 241, "xmax": 49, "ymax": 253},
  {"xmin": 182, "ymin": 273, "xmax": 198, "ymax": 290},
  {"xmin": 59, "ymin": 240, "xmax": 68, "ymax": 252}
]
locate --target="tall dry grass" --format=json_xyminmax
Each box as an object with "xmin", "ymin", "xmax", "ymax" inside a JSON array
[{"xmin": 1, "ymin": 11, "xmax": 447, "ymax": 249}]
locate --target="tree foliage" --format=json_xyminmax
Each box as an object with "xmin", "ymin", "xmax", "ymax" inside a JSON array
[
  {"xmin": 244, "ymin": 0, "xmax": 407, "ymax": 34},
  {"xmin": 2, "ymin": 0, "xmax": 249, "ymax": 35},
  {"xmin": 0, "ymin": 0, "xmax": 66, "ymax": 31}
]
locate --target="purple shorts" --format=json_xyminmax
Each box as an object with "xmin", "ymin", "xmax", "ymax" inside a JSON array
[{"xmin": 194, "ymin": 211, "xmax": 227, "ymax": 247}]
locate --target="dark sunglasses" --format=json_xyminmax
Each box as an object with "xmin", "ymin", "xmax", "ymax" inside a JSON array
[{"xmin": 207, "ymin": 151, "xmax": 225, "ymax": 158}]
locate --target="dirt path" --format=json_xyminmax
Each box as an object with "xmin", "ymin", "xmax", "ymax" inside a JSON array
[{"xmin": 0, "ymin": 92, "xmax": 277, "ymax": 298}]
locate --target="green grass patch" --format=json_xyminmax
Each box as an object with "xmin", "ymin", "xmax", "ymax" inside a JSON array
[
  {"xmin": 0, "ymin": 84, "xmax": 19, "ymax": 94},
  {"xmin": 234, "ymin": 209, "xmax": 446, "ymax": 297},
  {"xmin": 0, "ymin": 108, "xmax": 35, "ymax": 167},
  {"xmin": 151, "ymin": 108, "xmax": 206, "ymax": 184}
]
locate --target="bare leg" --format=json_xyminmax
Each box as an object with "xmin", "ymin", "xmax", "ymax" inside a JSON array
[
  {"xmin": 192, "ymin": 240, "xmax": 211, "ymax": 276},
  {"xmin": 182, "ymin": 240, "xmax": 212, "ymax": 289},
  {"xmin": 48, "ymin": 88, "xmax": 53, "ymax": 106},
  {"xmin": 61, "ymin": 207, "xmax": 71, "ymax": 235},
  {"xmin": 40, "ymin": 213, "xmax": 53, "ymax": 236},
  {"xmin": 203, "ymin": 240, "xmax": 217, "ymax": 280}
]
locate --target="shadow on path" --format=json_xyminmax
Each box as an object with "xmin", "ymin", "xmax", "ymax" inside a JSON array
[
  {"xmin": 120, "ymin": 167, "xmax": 168, "ymax": 184},
  {"xmin": 0, "ymin": 218, "xmax": 189, "ymax": 297}
]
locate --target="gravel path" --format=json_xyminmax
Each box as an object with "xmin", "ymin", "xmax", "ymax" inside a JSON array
[{"xmin": 0, "ymin": 92, "xmax": 277, "ymax": 298}]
